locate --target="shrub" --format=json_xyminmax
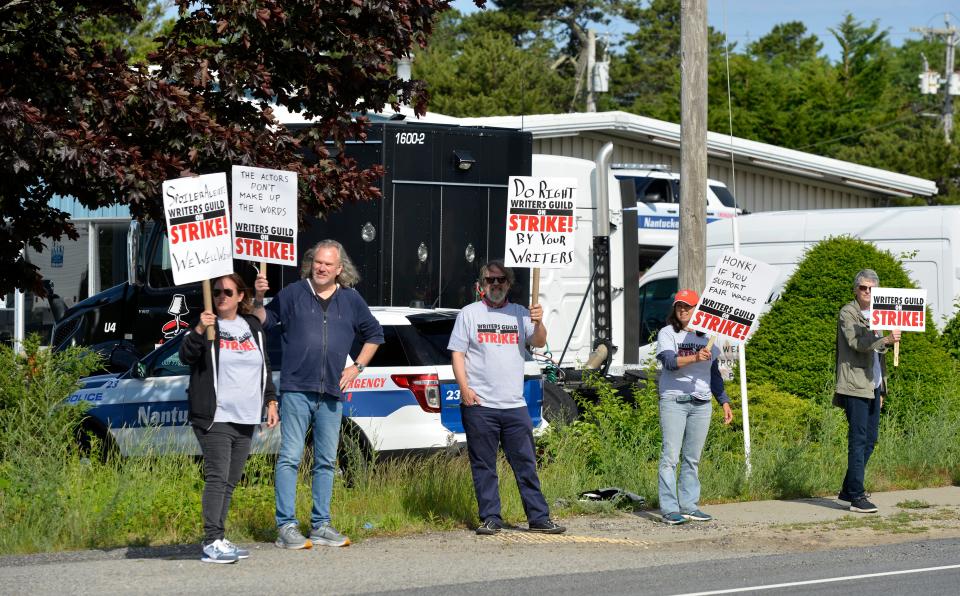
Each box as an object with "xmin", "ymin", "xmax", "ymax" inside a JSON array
[{"xmin": 745, "ymin": 236, "xmax": 956, "ymax": 418}]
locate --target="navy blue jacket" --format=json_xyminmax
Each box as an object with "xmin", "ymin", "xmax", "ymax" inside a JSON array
[{"xmin": 264, "ymin": 280, "xmax": 384, "ymax": 399}]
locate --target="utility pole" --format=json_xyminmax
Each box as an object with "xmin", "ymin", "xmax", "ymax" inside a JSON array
[
  {"xmin": 678, "ymin": 0, "xmax": 707, "ymax": 292},
  {"xmin": 586, "ymin": 29, "xmax": 597, "ymax": 113},
  {"xmin": 913, "ymin": 15, "xmax": 958, "ymax": 143}
]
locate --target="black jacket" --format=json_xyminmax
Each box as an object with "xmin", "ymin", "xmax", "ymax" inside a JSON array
[{"xmin": 179, "ymin": 313, "xmax": 277, "ymax": 430}]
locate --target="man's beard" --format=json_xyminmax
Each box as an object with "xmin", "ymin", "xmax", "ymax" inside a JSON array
[{"xmin": 486, "ymin": 287, "xmax": 508, "ymax": 304}]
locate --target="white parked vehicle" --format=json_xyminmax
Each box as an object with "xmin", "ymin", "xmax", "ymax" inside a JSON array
[
  {"xmin": 637, "ymin": 206, "xmax": 960, "ymax": 352},
  {"xmin": 68, "ymin": 307, "xmax": 546, "ymax": 457}
]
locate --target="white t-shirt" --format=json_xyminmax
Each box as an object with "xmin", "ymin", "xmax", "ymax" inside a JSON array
[
  {"xmin": 656, "ymin": 325, "xmax": 719, "ymax": 401},
  {"xmin": 214, "ymin": 316, "xmax": 264, "ymax": 424},
  {"xmin": 447, "ymin": 301, "xmax": 535, "ymax": 409}
]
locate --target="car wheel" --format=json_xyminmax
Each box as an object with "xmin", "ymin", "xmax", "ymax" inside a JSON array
[
  {"xmin": 542, "ymin": 382, "xmax": 579, "ymax": 425},
  {"xmin": 76, "ymin": 418, "xmax": 118, "ymax": 462}
]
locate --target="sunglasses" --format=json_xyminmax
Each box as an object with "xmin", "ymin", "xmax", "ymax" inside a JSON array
[
  {"xmin": 213, "ymin": 288, "xmax": 235, "ymax": 297},
  {"xmin": 857, "ymin": 285, "xmax": 873, "ymax": 292},
  {"xmin": 484, "ymin": 276, "xmax": 508, "ymax": 285}
]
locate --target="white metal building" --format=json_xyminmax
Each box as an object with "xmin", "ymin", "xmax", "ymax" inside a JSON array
[{"xmin": 458, "ymin": 111, "xmax": 939, "ymax": 209}]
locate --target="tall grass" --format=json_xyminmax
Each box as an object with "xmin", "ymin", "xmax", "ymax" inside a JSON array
[{"xmin": 3, "ymin": 341, "xmax": 960, "ymax": 555}]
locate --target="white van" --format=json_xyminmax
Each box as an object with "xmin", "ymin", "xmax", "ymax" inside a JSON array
[
  {"xmin": 612, "ymin": 164, "xmax": 741, "ymax": 270},
  {"xmin": 638, "ymin": 206, "xmax": 960, "ymax": 348}
]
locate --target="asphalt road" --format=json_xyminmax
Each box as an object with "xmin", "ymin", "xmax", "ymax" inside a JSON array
[{"xmin": 3, "ymin": 487, "xmax": 960, "ymax": 595}]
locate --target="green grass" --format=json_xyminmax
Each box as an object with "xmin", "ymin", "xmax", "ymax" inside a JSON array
[{"xmin": 4, "ymin": 340, "xmax": 960, "ymax": 555}]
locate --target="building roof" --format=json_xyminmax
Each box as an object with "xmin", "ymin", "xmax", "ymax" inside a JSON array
[{"xmin": 457, "ymin": 111, "xmax": 938, "ymax": 198}]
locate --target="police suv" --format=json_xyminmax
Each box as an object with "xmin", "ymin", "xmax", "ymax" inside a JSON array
[{"xmin": 67, "ymin": 307, "xmax": 546, "ymax": 457}]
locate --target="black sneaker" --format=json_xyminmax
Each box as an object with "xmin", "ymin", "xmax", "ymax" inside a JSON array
[
  {"xmin": 528, "ymin": 520, "xmax": 566, "ymax": 534},
  {"xmin": 850, "ymin": 497, "xmax": 878, "ymax": 513},
  {"xmin": 476, "ymin": 518, "xmax": 506, "ymax": 535}
]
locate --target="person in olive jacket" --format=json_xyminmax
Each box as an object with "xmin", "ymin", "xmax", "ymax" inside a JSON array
[
  {"xmin": 180, "ymin": 273, "xmax": 278, "ymax": 564},
  {"xmin": 833, "ymin": 269, "xmax": 900, "ymax": 515}
]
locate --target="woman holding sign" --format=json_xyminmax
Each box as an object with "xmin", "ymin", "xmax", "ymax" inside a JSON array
[
  {"xmin": 833, "ymin": 269, "xmax": 900, "ymax": 514},
  {"xmin": 655, "ymin": 289, "xmax": 734, "ymax": 525},
  {"xmin": 180, "ymin": 273, "xmax": 279, "ymax": 563}
]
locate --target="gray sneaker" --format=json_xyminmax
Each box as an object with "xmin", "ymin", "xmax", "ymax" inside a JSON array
[
  {"xmin": 310, "ymin": 523, "xmax": 351, "ymax": 547},
  {"xmin": 201, "ymin": 539, "xmax": 239, "ymax": 564},
  {"xmin": 275, "ymin": 523, "xmax": 312, "ymax": 549}
]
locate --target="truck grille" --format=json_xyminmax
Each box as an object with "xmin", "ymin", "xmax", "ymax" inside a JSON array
[{"xmin": 52, "ymin": 317, "xmax": 81, "ymax": 348}]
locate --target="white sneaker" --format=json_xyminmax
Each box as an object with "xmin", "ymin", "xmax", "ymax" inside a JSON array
[
  {"xmin": 221, "ymin": 538, "xmax": 249, "ymax": 559},
  {"xmin": 201, "ymin": 539, "xmax": 239, "ymax": 564}
]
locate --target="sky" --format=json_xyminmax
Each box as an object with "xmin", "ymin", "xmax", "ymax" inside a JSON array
[{"xmin": 453, "ymin": 1, "xmax": 958, "ymax": 62}]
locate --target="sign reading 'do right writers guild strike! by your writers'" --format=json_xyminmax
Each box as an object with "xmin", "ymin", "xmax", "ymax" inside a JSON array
[
  {"xmin": 162, "ymin": 172, "xmax": 234, "ymax": 286},
  {"xmin": 231, "ymin": 165, "xmax": 298, "ymax": 266},
  {"xmin": 688, "ymin": 251, "xmax": 779, "ymax": 344},
  {"xmin": 504, "ymin": 176, "xmax": 578, "ymax": 269},
  {"xmin": 870, "ymin": 288, "xmax": 927, "ymax": 332}
]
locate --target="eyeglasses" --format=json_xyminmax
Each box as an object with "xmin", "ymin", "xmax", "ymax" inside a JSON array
[
  {"xmin": 213, "ymin": 288, "xmax": 235, "ymax": 297},
  {"xmin": 857, "ymin": 285, "xmax": 874, "ymax": 292},
  {"xmin": 484, "ymin": 276, "xmax": 508, "ymax": 285}
]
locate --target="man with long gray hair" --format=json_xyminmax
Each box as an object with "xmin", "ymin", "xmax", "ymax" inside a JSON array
[
  {"xmin": 254, "ymin": 239, "xmax": 383, "ymax": 549},
  {"xmin": 833, "ymin": 268, "xmax": 900, "ymax": 514}
]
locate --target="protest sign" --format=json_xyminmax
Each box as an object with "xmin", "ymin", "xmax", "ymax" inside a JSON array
[
  {"xmin": 869, "ymin": 288, "xmax": 926, "ymax": 332},
  {"xmin": 688, "ymin": 252, "xmax": 778, "ymax": 344},
  {"xmin": 504, "ymin": 176, "xmax": 578, "ymax": 270},
  {"xmin": 162, "ymin": 173, "xmax": 233, "ymax": 286},
  {"xmin": 231, "ymin": 166, "xmax": 298, "ymax": 268}
]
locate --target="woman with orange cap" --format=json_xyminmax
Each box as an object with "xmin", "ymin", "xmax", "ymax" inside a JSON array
[{"xmin": 655, "ymin": 288, "xmax": 733, "ymax": 525}]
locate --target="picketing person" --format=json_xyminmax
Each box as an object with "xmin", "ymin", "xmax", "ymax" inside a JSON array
[
  {"xmin": 254, "ymin": 240, "xmax": 383, "ymax": 549},
  {"xmin": 448, "ymin": 260, "xmax": 566, "ymax": 535},
  {"xmin": 180, "ymin": 273, "xmax": 278, "ymax": 563},
  {"xmin": 833, "ymin": 269, "xmax": 900, "ymax": 513},
  {"xmin": 655, "ymin": 288, "xmax": 734, "ymax": 525}
]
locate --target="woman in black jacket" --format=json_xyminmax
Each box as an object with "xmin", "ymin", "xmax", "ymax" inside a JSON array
[{"xmin": 179, "ymin": 273, "xmax": 278, "ymax": 564}]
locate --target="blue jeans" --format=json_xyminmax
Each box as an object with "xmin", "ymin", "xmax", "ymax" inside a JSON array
[
  {"xmin": 275, "ymin": 391, "xmax": 343, "ymax": 529},
  {"xmin": 840, "ymin": 388, "xmax": 881, "ymax": 500},
  {"xmin": 658, "ymin": 396, "xmax": 712, "ymax": 514}
]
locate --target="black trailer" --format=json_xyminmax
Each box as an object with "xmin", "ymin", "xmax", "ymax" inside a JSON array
[{"xmin": 50, "ymin": 121, "xmax": 533, "ymax": 369}]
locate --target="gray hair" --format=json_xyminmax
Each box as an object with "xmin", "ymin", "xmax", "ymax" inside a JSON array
[
  {"xmin": 853, "ymin": 268, "xmax": 879, "ymax": 290},
  {"xmin": 479, "ymin": 260, "xmax": 514, "ymax": 285},
  {"xmin": 300, "ymin": 239, "xmax": 360, "ymax": 288}
]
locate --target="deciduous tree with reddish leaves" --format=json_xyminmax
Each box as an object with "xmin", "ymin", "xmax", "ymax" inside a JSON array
[{"xmin": 1, "ymin": 0, "xmax": 462, "ymax": 295}]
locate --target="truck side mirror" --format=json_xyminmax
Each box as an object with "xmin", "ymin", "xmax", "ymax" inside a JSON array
[{"xmin": 126, "ymin": 220, "xmax": 141, "ymax": 286}]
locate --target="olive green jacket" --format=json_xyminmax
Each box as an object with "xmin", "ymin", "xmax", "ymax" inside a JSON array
[{"xmin": 833, "ymin": 300, "xmax": 889, "ymax": 405}]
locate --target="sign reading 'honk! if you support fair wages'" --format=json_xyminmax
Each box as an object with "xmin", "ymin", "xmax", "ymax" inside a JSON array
[
  {"xmin": 162, "ymin": 173, "xmax": 233, "ymax": 286},
  {"xmin": 504, "ymin": 176, "xmax": 578, "ymax": 269},
  {"xmin": 688, "ymin": 251, "xmax": 778, "ymax": 344}
]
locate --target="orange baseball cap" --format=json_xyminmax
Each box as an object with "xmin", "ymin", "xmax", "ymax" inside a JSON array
[{"xmin": 673, "ymin": 289, "xmax": 700, "ymax": 306}]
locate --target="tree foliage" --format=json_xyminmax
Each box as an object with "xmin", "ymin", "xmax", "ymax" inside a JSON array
[
  {"xmin": 78, "ymin": 0, "xmax": 174, "ymax": 63},
  {"xmin": 0, "ymin": 0, "xmax": 455, "ymax": 295}
]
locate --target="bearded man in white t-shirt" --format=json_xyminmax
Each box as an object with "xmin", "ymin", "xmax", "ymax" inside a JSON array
[{"xmin": 448, "ymin": 260, "xmax": 566, "ymax": 536}]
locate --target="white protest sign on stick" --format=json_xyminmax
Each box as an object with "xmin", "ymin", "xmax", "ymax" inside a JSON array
[
  {"xmin": 688, "ymin": 251, "xmax": 778, "ymax": 345},
  {"xmin": 231, "ymin": 166, "xmax": 298, "ymax": 272},
  {"xmin": 869, "ymin": 287, "xmax": 926, "ymax": 367},
  {"xmin": 162, "ymin": 173, "xmax": 233, "ymax": 286},
  {"xmin": 162, "ymin": 172, "xmax": 233, "ymax": 340},
  {"xmin": 504, "ymin": 176, "xmax": 578, "ymax": 304}
]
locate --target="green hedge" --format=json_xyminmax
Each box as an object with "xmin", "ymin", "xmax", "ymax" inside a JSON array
[{"xmin": 745, "ymin": 236, "xmax": 956, "ymax": 418}]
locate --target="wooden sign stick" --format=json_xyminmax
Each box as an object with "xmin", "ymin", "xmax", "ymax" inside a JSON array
[
  {"xmin": 531, "ymin": 268, "xmax": 541, "ymax": 306},
  {"xmin": 705, "ymin": 335, "xmax": 716, "ymax": 351},
  {"xmin": 202, "ymin": 279, "xmax": 215, "ymax": 340},
  {"xmin": 894, "ymin": 339, "xmax": 900, "ymax": 367}
]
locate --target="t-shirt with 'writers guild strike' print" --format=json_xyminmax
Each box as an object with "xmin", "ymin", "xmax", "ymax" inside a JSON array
[
  {"xmin": 214, "ymin": 316, "xmax": 264, "ymax": 424},
  {"xmin": 448, "ymin": 301, "xmax": 535, "ymax": 409}
]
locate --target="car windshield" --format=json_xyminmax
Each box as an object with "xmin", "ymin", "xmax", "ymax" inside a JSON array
[{"xmin": 710, "ymin": 185, "xmax": 738, "ymax": 209}]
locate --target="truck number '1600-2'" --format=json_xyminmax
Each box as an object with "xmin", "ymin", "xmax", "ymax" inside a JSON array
[{"xmin": 395, "ymin": 132, "xmax": 426, "ymax": 145}]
